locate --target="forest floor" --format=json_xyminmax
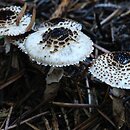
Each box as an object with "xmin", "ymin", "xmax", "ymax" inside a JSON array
[{"xmin": 0, "ymin": 0, "xmax": 130, "ymax": 130}]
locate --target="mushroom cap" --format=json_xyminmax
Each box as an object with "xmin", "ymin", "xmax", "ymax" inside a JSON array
[
  {"xmin": 89, "ymin": 52, "xmax": 130, "ymax": 89},
  {"xmin": 7, "ymin": 34, "xmax": 28, "ymax": 53},
  {"xmin": 24, "ymin": 18, "xmax": 94, "ymax": 67},
  {"xmin": 0, "ymin": 6, "xmax": 32, "ymax": 36},
  {"xmin": 34, "ymin": 18, "xmax": 82, "ymax": 31}
]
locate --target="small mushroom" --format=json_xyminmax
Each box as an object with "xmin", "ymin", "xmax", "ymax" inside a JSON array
[
  {"xmin": 89, "ymin": 51, "xmax": 130, "ymax": 128},
  {"xmin": 14, "ymin": 18, "xmax": 94, "ymax": 106},
  {"xmin": 23, "ymin": 18, "xmax": 94, "ymax": 67},
  {"xmin": 89, "ymin": 52, "xmax": 130, "ymax": 89},
  {"xmin": 0, "ymin": 6, "xmax": 32, "ymax": 36}
]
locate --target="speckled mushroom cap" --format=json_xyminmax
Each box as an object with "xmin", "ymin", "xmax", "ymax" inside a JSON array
[
  {"xmin": 89, "ymin": 52, "xmax": 130, "ymax": 89},
  {"xmin": 6, "ymin": 33, "xmax": 30, "ymax": 53},
  {"xmin": 0, "ymin": 6, "xmax": 32, "ymax": 36},
  {"xmin": 24, "ymin": 18, "xmax": 94, "ymax": 67},
  {"xmin": 34, "ymin": 18, "xmax": 82, "ymax": 31}
]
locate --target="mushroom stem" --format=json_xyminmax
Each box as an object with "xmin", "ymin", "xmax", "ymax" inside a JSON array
[
  {"xmin": 16, "ymin": 2, "xmax": 27, "ymax": 25},
  {"xmin": 111, "ymin": 88, "xmax": 125, "ymax": 98},
  {"xmin": 46, "ymin": 67, "xmax": 64, "ymax": 85},
  {"xmin": 111, "ymin": 88, "xmax": 125, "ymax": 128},
  {"xmin": 44, "ymin": 67, "xmax": 64, "ymax": 102},
  {"xmin": 26, "ymin": 3, "xmax": 36, "ymax": 32}
]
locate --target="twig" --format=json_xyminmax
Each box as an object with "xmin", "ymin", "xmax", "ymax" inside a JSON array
[
  {"xmin": 26, "ymin": 3, "xmax": 36, "ymax": 32},
  {"xmin": 73, "ymin": 114, "xmax": 100, "ymax": 130},
  {"xmin": 43, "ymin": 116, "xmax": 51, "ymax": 130},
  {"xmin": 51, "ymin": 0, "xmax": 70, "ymax": 19},
  {"xmin": 97, "ymin": 109, "xmax": 116, "ymax": 128},
  {"xmin": 93, "ymin": 44, "xmax": 110, "ymax": 53},
  {"xmin": 94, "ymin": 47, "xmax": 99, "ymax": 58},
  {"xmin": 93, "ymin": 9, "xmax": 122, "ymax": 30},
  {"xmin": 0, "ymin": 70, "xmax": 24, "ymax": 90},
  {"xmin": 1, "ymin": 111, "xmax": 49, "ymax": 130},
  {"xmin": 4, "ymin": 106, "xmax": 13, "ymax": 130},
  {"xmin": 76, "ymin": 84, "xmax": 83, "ymax": 103},
  {"xmin": 94, "ymin": 3, "xmax": 121, "ymax": 9},
  {"xmin": 61, "ymin": 108, "xmax": 70, "ymax": 130},
  {"xmin": 110, "ymin": 23, "xmax": 115, "ymax": 43},
  {"xmin": 119, "ymin": 10, "xmax": 130, "ymax": 18},
  {"xmin": 25, "ymin": 122, "xmax": 40, "ymax": 130},
  {"xmin": 0, "ymin": 118, "xmax": 6, "ymax": 129},
  {"xmin": 52, "ymin": 102, "xmax": 98, "ymax": 108},
  {"xmin": 86, "ymin": 77, "xmax": 92, "ymax": 112},
  {"xmin": 73, "ymin": 100, "xmax": 80, "ymax": 126},
  {"xmin": 100, "ymin": 9, "xmax": 122, "ymax": 26},
  {"xmin": 51, "ymin": 108, "xmax": 59, "ymax": 130},
  {"xmin": 16, "ymin": 3, "xmax": 27, "ymax": 25}
]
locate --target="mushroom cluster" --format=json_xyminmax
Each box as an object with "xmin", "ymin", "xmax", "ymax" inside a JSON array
[
  {"xmin": 1, "ymin": 3, "xmax": 130, "ymax": 128},
  {"xmin": 0, "ymin": 6, "xmax": 32, "ymax": 36},
  {"xmin": 0, "ymin": 3, "xmax": 94, "ymax": 67}
]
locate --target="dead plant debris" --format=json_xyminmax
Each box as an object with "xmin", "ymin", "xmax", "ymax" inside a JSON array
[{"xmin": 0, "ymin": 0, "xmax": 130, "ymax": 130}]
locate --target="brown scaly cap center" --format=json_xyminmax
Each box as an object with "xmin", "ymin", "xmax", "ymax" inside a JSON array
[
  {"xmin": 0, "ymin": 10, "xmax": 15, "ymax": 21},
  {"xmin": 43, "ymin": 27, "xmax": 73, "ymax": 41},
  {"xmin": 113, "ymin": 52, "xmax": 130, "ymax": 65},
  {"xmin": 41, "ymin": 27, "xmax": 78, "ymax": 53}
]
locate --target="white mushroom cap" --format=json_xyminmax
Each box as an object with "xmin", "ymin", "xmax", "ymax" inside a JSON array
[
  {"xmin": 7, "ymin": 35, "xmax": 27, "ymax": 53},
  {"xmin": 24, "ymin": 18, "xmax": 94, "ymax": 67},
  {"xmin": 34, "ymin": 18, "xmax": 82, "ymax": 31},
  {"xmin": 89, "ymin": 52, "xmax": 130, "ymax": 89},
  {"xmin": 0, "ymin": 6, "xmax": 32, "ymax": 36}
]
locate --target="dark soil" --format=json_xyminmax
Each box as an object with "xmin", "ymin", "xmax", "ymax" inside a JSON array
[{"xmin": 0, "ymin": 0, "xmax": 130, "ymax": 130}]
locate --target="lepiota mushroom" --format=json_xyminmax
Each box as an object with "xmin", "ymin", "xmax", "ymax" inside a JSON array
[
  {"xmin": 0, "ymin": 6, "xmax": 32, "ymax": 36},
  {"xmin": 15, "ymin": 18, "xmax": 94, "ymax": 104},
  {"xmin": 22, "ymin": 18, "xmax": 94, "ymax": 67},
  {"xmin": 89, "ymin": 52, "xmax": 130, "ymax": 89},
  {"xmin": 89, "ymin": 51, "xmax": 130, "ymax": 127}
]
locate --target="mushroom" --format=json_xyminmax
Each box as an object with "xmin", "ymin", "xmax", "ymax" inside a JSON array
[
  {"xmin": 23, "ymin": 18, "xmax": 94, "ymax": 67},
  {"xmin": 89, "ymin": 52, "xmax": 130, "ymax": 89},
  {"xmin": 89, "ymin": 51, "xmax": 130, "ymax": 127},
  {"xmin": 0, "ymin": 6, "xmax": 33, "ymax": 36},
  {"xmin": 21, "ymin": 17, "xmax": 94, "ymax": 106}
]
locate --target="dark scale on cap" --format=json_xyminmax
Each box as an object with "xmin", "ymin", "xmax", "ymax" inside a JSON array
[
  {"xmin": 47, "ymin": 41, "xmax": 52, "ymax": 45},
  {"xmin": 41, "ymin": 27, "xmax": 78, "ymax": 52},
  {"xmin": 0, "ymin": 10, "xmax": 15, "ymax": 21},
  {"xmin": 40, "ymin": 41, "xmax": 43, "ymax": 44},
  {"xmin": 49, "ymin": 27, "xmax": 69, "ymax": 39},
  {"xmin": 50, "ymin": 48, "xmax": 58, "ymax": 53},
  {"xmin": 73, "ymin": 31, "xmax": 76, "ymax": 34},
  {"xmin": 42, "ymin": 31, "xmax": 49, "ymax": 42},
  {"xmin": 59, "ymin": 42, "xmax": 65, "ymax": 45},
  {"xmin": 54, "ymin": 45, "xmax": 59, "ymax": 48},
  {"xmin": 113, "ymin": 52, "xmax": 130, "ymax": 65},
  {"xmin": 49, "ymin": 18, "xmax": 66, "ymax": 25},
  {"xmin": 11, "ymin": 15, "xmax": 16, "ymax": 19},
  {"xmin": 54, "ymin": 41, "xmax": 58, "ymax": 44},
  {"xmin": 65, "ymin": 37, "xmax": 69, "ymax": 42}
]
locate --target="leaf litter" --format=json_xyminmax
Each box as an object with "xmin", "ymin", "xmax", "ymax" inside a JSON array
[{"xmin": 0, "ymin": 0, "xmax": 130, "ymax": 130}]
